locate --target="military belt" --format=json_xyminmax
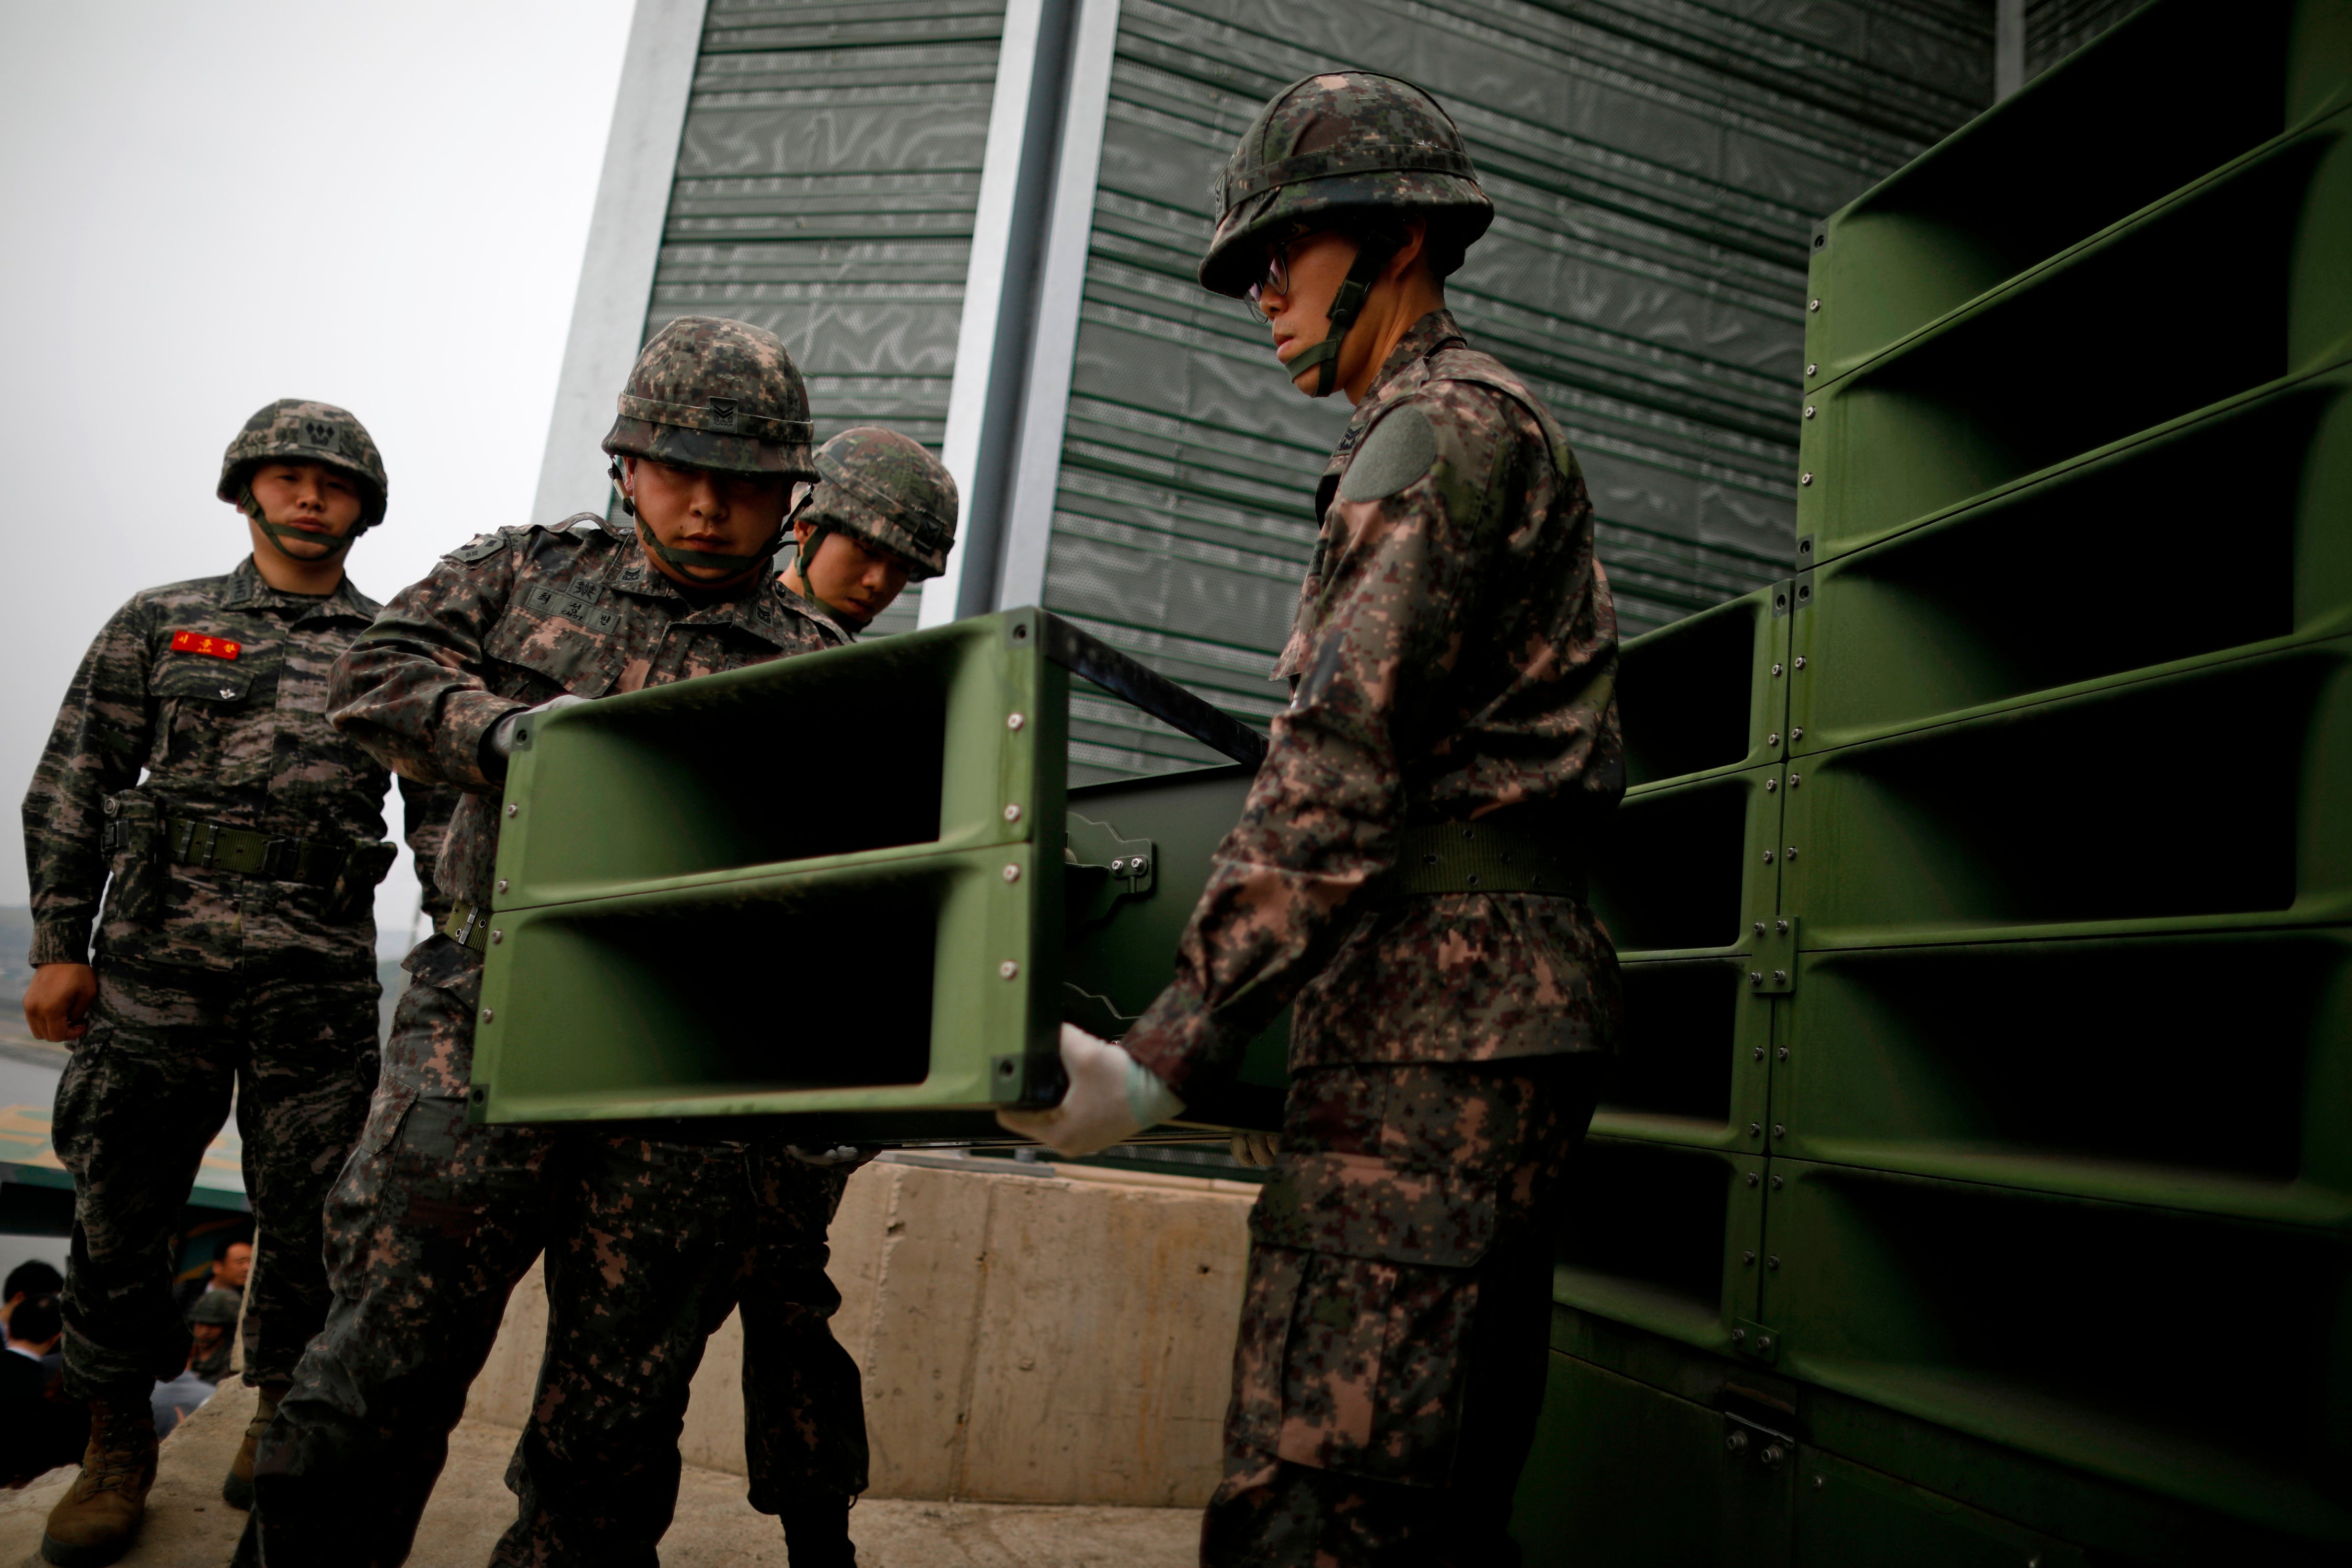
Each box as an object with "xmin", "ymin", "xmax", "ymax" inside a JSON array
[
  {"xmin": 1383, "ymin": 821, "xmax": 1588, "ymax": 901},
  {"xmin": 444, "ymin": 901, "xmax": 493, "ymax": 954},
  {"xmin": 100, "ymin": 816, "xmax": 353, "ymax": 885}
]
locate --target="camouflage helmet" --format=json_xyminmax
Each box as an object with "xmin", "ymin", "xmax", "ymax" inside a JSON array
[
  {"xmin": 603, "ymin": 316, "xmax": 817, "ymax": 481},
  {"xmin": 187, "ymin": 1289, "xmax": 242, "ymax": 1329},
  {"xmin": 797, "ymin": 428, "xmax": 959, "ymax": 580},
  {"xmin": 1197, "ymin": 71, "xmax": 1492, "ymax": 299},
  {"xmin": 215, "ymin": 400, "xmax": 388, "ymax": 527}
]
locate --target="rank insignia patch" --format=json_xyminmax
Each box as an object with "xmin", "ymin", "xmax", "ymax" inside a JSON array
[{"xmin": 170, "ymin": 631, "xmax": 242, "ymax": 661}]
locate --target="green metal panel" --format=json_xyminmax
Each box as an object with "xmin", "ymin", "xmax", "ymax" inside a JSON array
[
  {"xmin": 1509, "ymin": 1350, "xmax": 1794, "ymax": 1568},
  {"xmin": 1059, "ymin": 763, "xmax": 1289, "ymax": 1125},
  {"xmin": 1620, "ymin": 582, "xmax": 1794, "ymax": 793},
  {"xmin": 469, "ymin": 608, "xmax": 1283, "ymax": 1139},
  {"xmin": 1756, "ymin": 1158, "xmax": 2352, "ymax": 1543},
  {"xmin": 1793, "ymin": 1449, "xmax": 2088, "ymax": 1567},
  {"xmin": 1777, "ymin": 634, "xmax": 2352, "ymax": 948},
  {"xmin": 471, "ymin": 610, "xmax": 1065, "ymax": 1133},
  {"xmin": 1537, "ymin": 1305, "xmax": 2346, "ymax": 1566},
  {"xmin": 1555, "ymin": 1138, "xmax": 1765, "ymax": 1358},
  {"xmin": 1773, "ymin": 930, "xmax": 2352, "ymax": 1227},
  {"xmin": 1596, "ymin": 764, "xmax": 1790, "ymax": 963},
  {"xmin": 1802, "ymin": 0, "xmax": 2352, "ymax": 389},
  {"xmin": 1788, "ymin": 362, "xmax": 2352, "ymax": 752},
  {"xmin": 1531, "ymin": 4, "xmax": 2352, "ymax": 1557},
  {"xmin": 1798, "ymin": 0, "xmax": 2352, "ymax": 566}
]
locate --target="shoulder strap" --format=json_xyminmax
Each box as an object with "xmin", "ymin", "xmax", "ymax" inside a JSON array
[{"xmin": 1423, "ymin": 347, "xmax": 1576, "ymax": 479}]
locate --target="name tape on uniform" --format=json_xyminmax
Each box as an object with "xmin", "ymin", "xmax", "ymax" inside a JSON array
[{"xmin": 170, "ymin": 631, "xmax": 242, "ymax": 661}]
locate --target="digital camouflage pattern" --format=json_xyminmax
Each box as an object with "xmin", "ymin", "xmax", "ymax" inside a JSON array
[
  {"xmin": 22, "ymin": 558, "xmax": 452, "ymax": 973},
  {"xmin": 51, "ymin": 967, "xmax": 379, "ymax": 1397},
  {"xmin": 1119, "ymin": 308, "xmax": 1623, "ymax": 1100},
  {"xmin": 602, "ymin": 316, "xmax": 818, "ymax": 480},
  {"xmin": 1205, "ymin": 1058, "xmax": 1602, "ymax": 1566},
  {"xmin": 1198, "ymin": 72, "xmax": 1493, "ymax": 297},
  {"xmin": 252, "ymin": 513, "xmax": 859, "ymax": 1564},
  {"xmin": 216, "ymin": 400, "xmax": 390, "ymax": 527},
  {"xmin": 1116, "ymin": 306, "xmax": 1621, "ymax": 1563},
  {"xmin": 800, "ymin": 425, "xmax": 960, "ymax": 578},
  {"xmin": 253, "ymin": 952, "xmax": 866, "ymax": 1568},
  {"xmin": 21, "ymin": 555, "xmax": 453, "ymax": 1405},
  {"xmin": 330, "ymin": 516, "xmax": 845, "ymax": 924}
]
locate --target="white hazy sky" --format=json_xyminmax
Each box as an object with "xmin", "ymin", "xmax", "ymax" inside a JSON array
[{"xmin": 0, "ymin": 0, "xmax": 637, "ymax": 949}]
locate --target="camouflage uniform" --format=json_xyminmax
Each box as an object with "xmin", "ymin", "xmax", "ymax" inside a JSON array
[
  {"xmin": 1121, "ymin": 74, "xmax": 1624, "ymax": 1566},
  {"xmin": 22, "ymin": 555, "xmax": 453, "ymax": 1401},
  {"xmin": 254, "ymin": 317, "xmax": 867, "ymax": 1568}
]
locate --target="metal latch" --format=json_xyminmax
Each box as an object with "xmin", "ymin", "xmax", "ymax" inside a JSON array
[
  {"xmin": 1065, "ymin": 813, "xmax": 1155, "ymax": 925},
  {"xmin": 1747, "ymin": 914, "xmax": 1796, "ymax": 995}
]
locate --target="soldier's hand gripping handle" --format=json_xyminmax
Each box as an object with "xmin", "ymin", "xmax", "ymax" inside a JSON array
[
  {"xmin": 482, "ymin": 694, "xmax": 593, "ymax": 779},
  {"xmin": 24, "ymin": 963, "xmax": 97, "ymax": 1043},
  {"xmin": 995, "ymin": 1023, "xmax": 1185, "ymax": 1158}
]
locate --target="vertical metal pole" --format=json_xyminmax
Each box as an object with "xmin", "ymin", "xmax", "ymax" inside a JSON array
[
  {"xmin": 932, "ymin": 0, "xmax": 1083, "ymax": 624},
  {"xmin": 529, "ymin": 0, "xmax": 709, "ymax": 528},
  {"xmin": 1995, "ymin": 0, "xmax": 2027, "ymax": 100},
  {"xmin": 924, "ymin": 0, "xmax": 1046, "ymax": 628},
  {"xmin": 995, "ymin": 0, "xmax": 1122, "ymax": 613}
]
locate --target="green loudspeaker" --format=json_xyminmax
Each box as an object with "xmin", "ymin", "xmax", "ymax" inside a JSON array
[{"xmin": 465, "ymin": 608, "xmax": 1284, "ymax": 1141}]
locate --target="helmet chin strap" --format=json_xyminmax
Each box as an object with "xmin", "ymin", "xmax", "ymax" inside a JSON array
[
  {"xmin": 609, "ymin": 460, "xmax": 789, "ymax": 587},
  {"xmin": 1283, "ymin": 234, "xmax": 1400, "ymax": 398},
  {"xmin": 242, "ymin": 487, "xmax": 356, "ymax": 561}
]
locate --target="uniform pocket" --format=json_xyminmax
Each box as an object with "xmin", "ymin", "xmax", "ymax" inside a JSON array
[
  {"xmin": 151, "ymin": 650, "xmax": 282, "ymax": 785},
  {"xmin": 1248, "ymin": 1151, "xmax": 1497, "ymax": 1267},
  {"xmin": 484, "ymin": 600, "xmax": 619, "ymax": 699},
  {"xmin": 1233, "ymin": 1242, "xmax": 1481, "ymax": 1485},
  {"xmin": 99, "ymin": 790, "xmax": 166, "ymax": 927}
]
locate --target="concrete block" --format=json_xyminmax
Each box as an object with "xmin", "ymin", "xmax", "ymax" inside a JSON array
[{"xmin": 462, "ymin": 1156, "xmax": 1256, "ymax": 1507}]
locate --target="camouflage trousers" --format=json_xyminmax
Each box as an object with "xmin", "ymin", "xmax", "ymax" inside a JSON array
[
  {"xmin": 253, "ymin": 942, "xmax": 865, "ymax": 1568},
  {"xmin": 1201, "ymin": 1055, "xmax": 1602, "ymax": 1568},
  {"xmin": 50, "ymin": 959, "xmax": 379, "ymax": 1398}
]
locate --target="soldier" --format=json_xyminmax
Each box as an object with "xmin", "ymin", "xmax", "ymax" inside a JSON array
[
  {"xmin": 19, "ymin": 400, "xmax": 454, "ymax": 1567},
  {"xmin": 741, "ymin": 423, "xmax": 956, "ymax": 1562},
  {"xmin": 246, "ymin": 317, "xmax": 866, "ymax": 1568},
  {"xmin": 998, "ymin": 73, "xmax": 1623, "ymax": 1566},
  {"xmin": 776, "ymin": 424, "xmax": 957, "ymax": 635}
]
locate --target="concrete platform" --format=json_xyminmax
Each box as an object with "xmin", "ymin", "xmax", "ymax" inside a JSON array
[{"xmin": 0, "ymin": 1382, "xmax": 1201, "ymax": 1567}]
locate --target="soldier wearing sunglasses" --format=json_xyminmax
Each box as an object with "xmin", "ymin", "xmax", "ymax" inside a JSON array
[{"xmin": 1001, "ymin": 71, "xmax": 1624, "ymax": 1567}]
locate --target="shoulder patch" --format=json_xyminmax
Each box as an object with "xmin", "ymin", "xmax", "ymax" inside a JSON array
[
  {"xmin": 1336, "ymin": 403, "xmax": 1439, "ymax": 503},
  {"xmin": 448, "ymin": 532, "xmax": 508, "ymax": 564}
]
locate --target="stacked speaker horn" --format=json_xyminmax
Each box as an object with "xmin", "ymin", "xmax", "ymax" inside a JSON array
[{"xmin": 1515, "ymin": 1, "xmax": 2352, "ymax": 1560}]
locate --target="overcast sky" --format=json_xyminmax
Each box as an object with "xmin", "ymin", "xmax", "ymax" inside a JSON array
[{"xmin": 0, "ymin": 1, "xmax": 636, "ymax": 949}]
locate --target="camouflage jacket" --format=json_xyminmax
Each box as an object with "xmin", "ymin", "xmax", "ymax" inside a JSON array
[
  {"xmin": 1121, "ymin": 310, "xmax": 1624, "ymax": 1102},
  {"xmin": 329, "ymin": 516, "xmax": 847, "ymax": 928},
  {"xmin": 23, "ymin": 558, "xmax": 457, "ymax": 977}
]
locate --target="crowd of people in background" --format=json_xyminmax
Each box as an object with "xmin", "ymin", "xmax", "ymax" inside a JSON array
[{"xmin": 4, "ymin": 1238, "xmax": 253, "ymax": 1490}]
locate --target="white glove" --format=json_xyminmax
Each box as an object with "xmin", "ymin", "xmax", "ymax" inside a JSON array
[
  {"xmin": 995, "ymin": 1024, "xmax": 1184, "ymax": 1157},
  {"xmin": 486, "ymin": 694, "xmax": 592, "ymax": 767},
  {"xmin": 1229, "ymin": 1131, "xmax": 1282, "ymax": 1168}
]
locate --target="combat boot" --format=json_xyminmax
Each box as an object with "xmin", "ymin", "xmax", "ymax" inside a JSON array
[
  {"xmin": 222, "ymin": 1378, "xmax": 287, "ymax": 1509},
  {"xmin": 39, "ymin": 1396, "xmax": 159, "ymax": 1566},
  {"xmin": 778, "ymin": 1491, "xmax": 857, "ymax": 1568}
]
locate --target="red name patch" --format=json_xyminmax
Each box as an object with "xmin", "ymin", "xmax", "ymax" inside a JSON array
[{"xmin": 170, "ymin": 631, "xmax": 241, "ymax": 661}]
